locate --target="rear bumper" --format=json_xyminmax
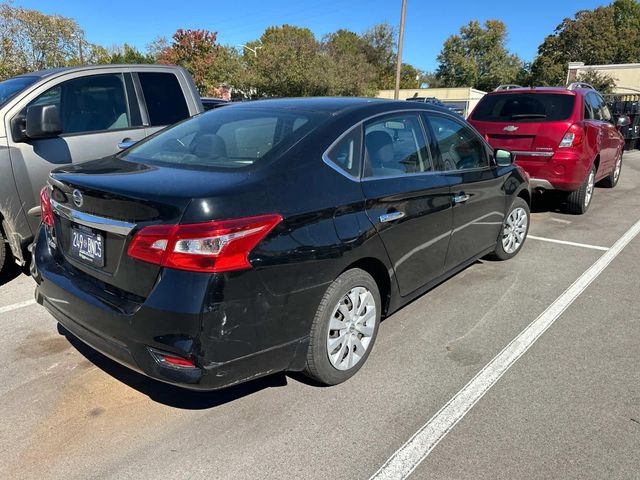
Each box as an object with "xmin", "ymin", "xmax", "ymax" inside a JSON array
[
  {"xmin": 32, "ymin": 226, "xmax": 313, "ymax": 391},
  {"xmin": 514, "ymin": 151, "xmax": 589, "ymax": 192}
]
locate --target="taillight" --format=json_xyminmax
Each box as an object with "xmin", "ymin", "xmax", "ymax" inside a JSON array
[
  {"xmin": 40, "ymin": 186, "xmax": 54, "ymax": 226},
  {"xmin": 558, "ymin": 123, "xmax": 584, "ymax": 148},
  {"xmin": 127, "ymin": 214, "xmax": 282, "ymax": 273}
]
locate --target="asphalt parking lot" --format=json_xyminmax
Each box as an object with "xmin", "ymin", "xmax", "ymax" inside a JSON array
[{"xmin": 1, "ymin": 151, "xmax": 639, "ymax": 480}]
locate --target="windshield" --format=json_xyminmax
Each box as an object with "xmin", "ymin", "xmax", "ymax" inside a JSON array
[
  {"xmin": 121, "ymin": 107, "xmax": 326, "ymax": 170},
  {"xmin": 0, "ymin": 76, "xmax": 38, "ymax": 107},
  {"xmin": 471, "ymin": 93, "xmax": 575, "ymax": 122}
]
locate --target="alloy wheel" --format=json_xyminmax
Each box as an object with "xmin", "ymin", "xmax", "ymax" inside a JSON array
[
  {"xmin": 502, "ymin": 207, "xmax": 528, "ymax": 254},
  {"xmin": 326, "ymin": 286, "xmax": 376, "ymax": 371},
  {"xmin": 613, "ymin": 156, "xmax": 622, "ymax": 184},
  {"xmin": 585, "ymin": 170, "xmax": 595, "ymax": 207}
]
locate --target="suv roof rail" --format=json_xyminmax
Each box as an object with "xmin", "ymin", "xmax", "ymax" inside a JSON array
[
  {"xmin": 494, "ymin": 84, "xmax": 523, "ymax": 91},
  {"xmin": 567, "ymin": 82, "xmax": 595, "ymax": 91}
]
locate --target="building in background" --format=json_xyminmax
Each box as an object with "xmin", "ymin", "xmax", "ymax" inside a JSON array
[
  {"xmin": 567, "ymin": 62, "xmax": 640, "ymax": 94},
  {"xmin": 376, "ymin": 87, "xmax": 486, "ymax": 117}
]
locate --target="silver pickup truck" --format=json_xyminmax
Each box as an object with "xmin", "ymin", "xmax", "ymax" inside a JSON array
[{"xmin": 0, "ymin": 64, "xmax": 203, "ymax": 273}]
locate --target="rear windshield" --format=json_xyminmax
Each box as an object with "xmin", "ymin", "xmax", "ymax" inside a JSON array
[
  {"xmin": 471, "ymin": 93, "xmax": 575, "ymax": 122},
  {"xmin": 121, "ymin": 107, "xmax": 325, "ymax": 169},
  {"xmin": 0, "ymin": 76, "xmax": 38, "ymax": 107}
]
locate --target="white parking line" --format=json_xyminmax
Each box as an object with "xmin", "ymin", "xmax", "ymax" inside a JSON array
[
  {"xmin": 0, "ymin": 299, "xmax": 36, "ymax": 314},
  {"xmin": 528, "ymin": 235, "xmax": 609, "ymax": 251},
  {"xmin": 370, "ymin": 218, "xmax": 640, "ymax": 480}
]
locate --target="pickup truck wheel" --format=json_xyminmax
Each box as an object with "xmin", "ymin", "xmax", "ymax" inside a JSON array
[
  {"xmin": 599, "ymin": 152, "xmax": 622, "ymax": 188},
  {"xmin": 490, "ymin": 197, "xmax": 530, "ymax": 261},
  {"xmin": 565, "ymin": 165, "xmax": 595, "ymax": 214},
  {"xmin": 304, "ymin": 268, "xmax": 381, "ymax": 386}
]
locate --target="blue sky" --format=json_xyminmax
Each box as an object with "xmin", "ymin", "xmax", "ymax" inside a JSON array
[{"xmin": 18, "ymin": 0, "xmax": 609, "ymax": 71}]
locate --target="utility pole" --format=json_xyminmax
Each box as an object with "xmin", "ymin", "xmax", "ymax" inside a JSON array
[{"xmin": 394, "ymin": 0, "xmax": 407, "ymax": 100}]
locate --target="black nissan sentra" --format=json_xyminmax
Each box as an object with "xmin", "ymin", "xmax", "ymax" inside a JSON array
[{"xmin": 33, "ymin": 98, "xmax": 530, "ymax": 390}]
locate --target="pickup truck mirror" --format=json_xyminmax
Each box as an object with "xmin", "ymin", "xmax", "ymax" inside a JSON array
[
  {"xmin": 494, "ymin": 148, "xmax": 514, "ymax": 166},
  {"xmin": 25, "ymin": 104, "xmax": 62, "ymax": 139}
]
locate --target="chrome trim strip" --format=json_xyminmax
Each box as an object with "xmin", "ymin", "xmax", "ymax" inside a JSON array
[
  {"xmin": 50, "ymin": 199, "xmax": 136, "ymax": 236},
  {"xmin": 529, "ymin": 178, "xmax": 554, "ymax": 189},
  {"xmin": 512, "ymin": 151, "xmax": 554, "ymax": 157}
]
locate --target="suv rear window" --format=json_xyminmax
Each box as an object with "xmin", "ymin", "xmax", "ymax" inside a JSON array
[
  {"xmin": 471, "ymin": 93, "xmax": 575, "ymax": 122},
  {"xmin": 121, "ymin": 107, "xmax": 325, "ymax": 169}
]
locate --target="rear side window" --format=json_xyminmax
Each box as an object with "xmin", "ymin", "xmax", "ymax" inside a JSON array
[
  {"xmin": 138, "ymin": 72, "xmax": 189, "ymax": 126},
  {"xmin": 122, "ymin": 107, "xmax": 324, "ymax": 169},
  {"xmin": 586, "ymin": 93, "xmax": 612, "ymax": 122},
  {"xmin": 325, "ymin": 127, "xmax": 362, "ymax": 177},
  {"xmin": 26, "ymin": 73, "xmax": 131, "ymax": 134},
  {"xmin": 363, "ymin": 114, "xmax": 431, "ymax": 178},
  {"xmin": 471, "ymin": 93, "xmax": 575, "ymax": 122}
]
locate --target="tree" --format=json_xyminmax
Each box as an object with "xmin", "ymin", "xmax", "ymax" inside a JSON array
[
  {"xmin": 361, "ymin": 23, "xmax": 397, "ymax": 89},
  {"xmin": 399, "ymin": 63, "xmax": 422, "ymax": 89},
  {"xmin": 109, "ymin": 43, "xmax": 154, "ymax": 64},
  {"xmin": 575, "ymin": 70, "xmax": 618, "ymax": 93},
  {"xmin": 0, "ymin": 2, "xmax": 85, "ymax": 78},
  {"xmin": 243, "ymin": 25, "xmax": 330, "ymax": 97},
  {"xmin": 435, "ymin": 20, "xmax": 523, "ymax": 91},
  {"xmin": 530, "ymin": 0, "xmax": 640, "ymax": 86},
  {"xmin": 322, "ymin": 29, "xmax": 377, "ymax": 96}
]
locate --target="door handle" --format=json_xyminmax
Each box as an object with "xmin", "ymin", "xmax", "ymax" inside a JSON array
[
  {"xmin": 453, "ymin": 193, "xmax": 470, "ymax": 204},
  {"xmin": 379, "ymin": 211, "xmax": 405, "ymax": 223},
  {"xmin": 118, "ymin": 138, "xmax": 137, "ymax": 150}
]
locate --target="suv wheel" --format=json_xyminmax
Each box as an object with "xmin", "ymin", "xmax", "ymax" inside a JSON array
[
  {"xmin": 491, "ymin": 197, "xmax": 530, "ymax": 261},
  {"xmin": 599, "ymin": 152, "xmax": 622, "ymax": 188},
  {"xmin": 304, "ymin": 268, "xmax": 381, "ymax": 385},
  {"xmin": 566, "ymin": 165, "xmax": 596, "ymax": 214}
]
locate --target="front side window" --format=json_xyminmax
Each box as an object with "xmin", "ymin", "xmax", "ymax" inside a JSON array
[
  {"xmin": 27, "ymin": 74, "xmax": 131, "ymax": 134},
  {"xmin": 325, "ymin": 127, "xmax": 362, "ymax": 177},
  {"xmin": 138, "ymin": 72, "xmax": 189, "ymax": 126},
  {"xmin": 427, "ymin": 114, "xmax": 488, "ymax": 171},
  {"xmin": 121, "ymin": 107, "xmax": 324, "ymax": 170},
  {"xmin": 363, "ymin": 114, "xmax": 431, "ymax": 178}
]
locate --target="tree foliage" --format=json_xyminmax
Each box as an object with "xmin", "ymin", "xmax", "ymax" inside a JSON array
[
  {"xmin": 435, "ymin": 20, "xmax": 523, "ymax": 91},
  {"xmin": 109, "ymin": 44, "xmax": 154, "ymax": 64},
  {"xmin": 0, "ymin": 2, "xmax": 84, "ymax": 77},
  {"xmin": 530, "ymin": 0, "xmax": 640, "ymax": 86},
  {"xmin": 575, "ymin": 70, "xmax": 618, "ymax": 93}
]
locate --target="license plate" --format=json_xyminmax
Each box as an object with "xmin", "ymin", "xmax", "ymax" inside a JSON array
[{"xmin": 70, "ymin": 225, "xmax": 104, "ymax": 267}]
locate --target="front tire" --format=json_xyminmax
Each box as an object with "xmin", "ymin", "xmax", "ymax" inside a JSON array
[
  {"xmin": 565, "ymin": 165, "xmax": 596, "ymax": 214},
  {"xmin": 491, "ymin": 197, "xmax": 530, "ymax": 261},
  {"xmin": 0, "ymin": 228, "xmax": 6, "ymax": 275},
  {"xmin": 599, "ymin": 151, "xmax": 622, "ymax": 188},
  {"xmin": 304, "ymin": 269, "xmax": 381, "ymax": 386}
]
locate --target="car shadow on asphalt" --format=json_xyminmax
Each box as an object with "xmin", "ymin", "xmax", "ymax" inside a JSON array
[
  {"xmin": 58, "ymin": 323, "xmax": 290, "ymax": 410},
  {"xmin": 0, "ymin": 261, "xmax": 26, "ymax": 287},
  {"xmin": 531, "ymin": 192, "xmax": 569, "ymax": 214}
]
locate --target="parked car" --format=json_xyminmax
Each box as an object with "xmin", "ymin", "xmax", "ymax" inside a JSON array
[
  {"xmin": 406, "ymin": 96, "xmax": 464, "ymax": 116},
  {"xmin": 32, "ymin": 98, "xmax": 530, "ymax": 390},
  {"xmin": 468, "ymin": 83, "xmax": 630, "ymax": 214},
  {"xmin": 201, "ymin": 97, "xmax": 229, "ymax": 111},
  {"xmin": 0, "ymin": 64, "xmax": 203, "ymax": 275}
]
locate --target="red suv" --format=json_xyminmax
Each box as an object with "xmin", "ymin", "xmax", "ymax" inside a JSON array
[{"xmin": 468, "ymin": 85, "xmax": 629, "ymax": 214}]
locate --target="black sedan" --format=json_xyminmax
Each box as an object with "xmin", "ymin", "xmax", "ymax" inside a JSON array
[{"xmin": 32, "ymin": 97, "xmax": 530, "ymax": 390}]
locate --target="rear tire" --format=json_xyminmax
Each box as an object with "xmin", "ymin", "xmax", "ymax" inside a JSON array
[
  {"xmin": 599, "ymin": 151, "xmax": 622, "ymax": 188},
  {"xmin": 565, "ymin": 165, "xmax": 596, "ymax": 214},
  {"xmin": 0, "ymin": 229, "xmax": 6, "ymax": 275},
  {"xmin": 491, "ymin": 197, "xmax": 530, "ymax": 261},
  {"xmin": 304, "ymin": 269, "xmax": 381, "ymax": 386}
]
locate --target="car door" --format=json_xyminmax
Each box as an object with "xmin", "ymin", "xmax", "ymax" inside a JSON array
[
  {"xmin": 586, "ymin": 92, "xmax": 617, "ymax": 174},
  {"xmin": 360, "ymin": 112, "xmax": 453, "ymax": 297},
  {"xmin": 423, "ymin": 112, "xmax": 506, "ymax": 271},
  {"xmin": 6, "ymin": 72, "xmax": 147, "ymax": 234}
]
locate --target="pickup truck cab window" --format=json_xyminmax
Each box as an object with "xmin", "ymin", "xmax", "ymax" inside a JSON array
[
  {"xmin": 27, "ymin": 73, "xmax": 132, "ymax": 135},
  {"xmin": 137, "ymin": 72, "xmax": 189, "ymax": 126}
]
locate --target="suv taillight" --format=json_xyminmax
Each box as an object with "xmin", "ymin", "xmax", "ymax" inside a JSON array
[
  {"xmin": 558, "ymin": 123, "xmax": 584, "ymax": 148},
  {"xmin": 127, "ymin": 214, "xmax": 282, "ymax": 273},
  {"xmin": 40, "ymin": 186, "xmax": 54, "ymax": 226}
]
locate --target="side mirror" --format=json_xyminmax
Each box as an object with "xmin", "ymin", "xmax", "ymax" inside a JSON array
[
  {"xmin": 616, "ymin": 115, "xmax": 630, "ymax": 128},
  {"xmin": 495, "ymin": 149, "xmax": 514, "ymax": 166},
  {"xmin": 25, "ymin": 104, "xmax": 61, "ymax": 139}
]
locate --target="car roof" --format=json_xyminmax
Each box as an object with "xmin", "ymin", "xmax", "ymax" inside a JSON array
[
  {"xmin": 13, "ymin": 64, "xmax": 184, "ymax": 80},
  {"xmin": 225, "ymin": 97, "xmax": 456, "ymax": 116},
  {"xmin": 485, "ymin": 87, "xmax": 582, "ymax": 96}
]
